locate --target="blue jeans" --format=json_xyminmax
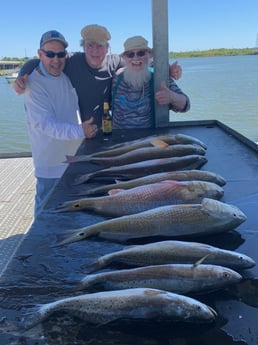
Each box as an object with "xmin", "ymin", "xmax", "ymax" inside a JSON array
[{"xmin": 34, "ymin": 177, "xmax": 59, "ymax": 218}]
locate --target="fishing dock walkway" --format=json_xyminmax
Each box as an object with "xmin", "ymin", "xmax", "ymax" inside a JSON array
[{"xmin": 0, "ymin": 154, "xmax": 35, "ymax": 276}]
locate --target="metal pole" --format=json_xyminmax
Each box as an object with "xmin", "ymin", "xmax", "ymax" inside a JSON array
[{"xmin": 152, "ymin": 0, "xmax": 169, "ymax": 127}]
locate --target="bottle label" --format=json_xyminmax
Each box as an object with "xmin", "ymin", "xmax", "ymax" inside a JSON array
[{"xmin": 102, "ymin": 119, "xmax": 112, "ymax": 134}]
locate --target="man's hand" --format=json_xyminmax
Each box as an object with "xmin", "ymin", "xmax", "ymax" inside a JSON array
[
  {"xmin": 13, "ymin": 74, "xmax": 28, "ymax": 94},
  {"xmin": 169, "ymin": 61, "xmax": 182, "ymax": 80},
  {"xmin": 82, "ymin": 116, "xmax": 98, "ymax": 138},
  {"xmin": 155, "ymin": 81, "xmax": 171, "ymax": 105}
]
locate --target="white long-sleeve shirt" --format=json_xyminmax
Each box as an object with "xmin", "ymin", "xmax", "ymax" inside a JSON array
[{"xmin": 24, "ymin": 63, "xmax": 84, "ymax": 178}]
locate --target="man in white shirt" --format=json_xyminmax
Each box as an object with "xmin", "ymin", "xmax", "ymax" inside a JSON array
[{"xmin": 24, "ymin": 30, "xmax": 97, "ymax": 217}]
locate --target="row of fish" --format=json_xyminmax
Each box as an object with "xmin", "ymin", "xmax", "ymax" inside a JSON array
[
  {"xmin": 22, "ymin": 133, "xmax": 254, "ymax": 330},
  {"xmin": 70, "ymin": 133, "xmax": 209, "ymax": 184},
  {"xmin": 56, "ymin": 198, "xmax": 246, "ymax": 245},
  {"xmin": 54, "ymin": 180, "xmax": 224, "ymax": 216}
]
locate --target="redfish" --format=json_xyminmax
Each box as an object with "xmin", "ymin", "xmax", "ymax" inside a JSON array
[
  {"xmin": 54, "ymin": 180, "xmax": 224, "ymax": 216},
  {"xmin": 88, "ymin": 240, "xmax": 255, "ymax": 273},
  {"xmin": 77, "ymin": 170, "xmax": 226, "ymax": 196},
  {"xmin": 73, "ymin": 155, "xmax": 208, "ymax": 185},
  {"xmin": 69, "ymin": 133, "xmax": 207, "ymax": 160},
  {"xmin": 79, "ymin": 264, "xmax": 242, "ymax": 294},
  {"xmin": 57, "ymin": 198, "xmax": 247, "ymax": 245},
  {"xmin": 65, "ymin": 144, "xmax": 206, "ymax": 166},
  {"xmin": 21, "ymin": 288, "xmax": 216, "ymax": 330}
]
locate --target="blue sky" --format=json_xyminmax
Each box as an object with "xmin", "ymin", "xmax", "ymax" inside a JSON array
[{"xmin": 1, "ymin": 0, "xmax": 257, "ymax": 58}]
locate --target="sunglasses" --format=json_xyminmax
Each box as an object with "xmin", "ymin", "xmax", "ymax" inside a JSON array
[
  {"xmin": 124, "ymin": 50, "xmax": 146, "ymax": 58},
  {"xmin": 41, "ymin": 49, "xmax": 66, "ymax": 58}
]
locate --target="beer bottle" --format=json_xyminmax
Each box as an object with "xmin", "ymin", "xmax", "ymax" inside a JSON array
[{"xmin": 102, "ymin": 101, "xmax": 112, "ymax": 135}]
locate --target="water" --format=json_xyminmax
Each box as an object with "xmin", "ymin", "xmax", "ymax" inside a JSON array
[
  {"xmin": 172, "ymin": 54, "xmax": 258, "ymax": 141},
  {"xmin": 0, "ymin": 77, "xmax": 29, "ymax": 153},
  {"xmin": 1, "ymin": 55, "xmax": 258, "ymax": 154}
]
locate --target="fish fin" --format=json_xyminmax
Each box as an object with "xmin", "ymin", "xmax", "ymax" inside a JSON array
[
  {"xmin": 108, "ymin": 188, "xmax": 124, "ymax": 195},
  {"xmin": 150, "ymin": 139, "xmax": 169, "ymax": 147},
  {"xmin": 193, "ymin": 254, "xmax": 210, "ymax": 267}
]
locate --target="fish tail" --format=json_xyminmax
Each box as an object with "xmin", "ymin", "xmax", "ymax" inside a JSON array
[
  {"xmin": 73, "ymin": 174, "xmax": 91, "ymax": 185},
  {"xmin": 65, "ymin": 155, "xmax": 91, "ymax": 163},
  {"xmin": 20, "ymin": 304, "xmax": 48, "ymax": 330},
  {"xmin": 79, "ymin": 274, "xmax": 97, "ymax": 290},
  {"xmin": 87, "ymin": 259, "xmax": 106, "ymax": 273}
]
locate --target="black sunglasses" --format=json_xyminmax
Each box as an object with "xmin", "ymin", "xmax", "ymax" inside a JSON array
[
  {"xmin": 41, "ymin": 49, "xmax": 66, "ymax": 58},
  {"xmin": 124, "ymin": 50, "xmax": 146, "ymax": 58}
]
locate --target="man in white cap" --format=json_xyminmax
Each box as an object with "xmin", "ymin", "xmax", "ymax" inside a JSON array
[
  {"xmin": 112, "ymin": 36, "xmax": 190, "ymax": 128},
  {"xmin": 14, "ymin": 25, "xmax": 182, "ymax": 129},
  {"xmin": 24, "ymin": 30, "xmax": 97, "ymax": 217}
]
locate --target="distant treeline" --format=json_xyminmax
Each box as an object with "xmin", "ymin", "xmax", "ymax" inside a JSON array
[
  {"xmin": 2, "ymin": 47, "xmax": 258, "ymax": 61},
  {"xmin": 169, "ymin": 47, "xmax": 258, "ymax": 58}
]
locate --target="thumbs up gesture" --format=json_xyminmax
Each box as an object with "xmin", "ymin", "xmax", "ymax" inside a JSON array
[{"xmin": 155, "ymin": 81, "xmax": 171, "ymax": 105}]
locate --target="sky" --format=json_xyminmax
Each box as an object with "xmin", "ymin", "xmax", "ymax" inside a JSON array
[{"xmin": 1, "ymin": 0, "xmax": 258, "ymax": 59}]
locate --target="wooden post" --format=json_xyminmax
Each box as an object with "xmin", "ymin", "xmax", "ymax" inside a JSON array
[{"xmin": 152, "ymin": 0, "xmax": 169, "ymax": 127}]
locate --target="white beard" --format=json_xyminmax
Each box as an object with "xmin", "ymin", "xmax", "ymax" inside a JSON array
[{"xmin": 123, "ymin": 63, "xmax": 151, "ymax": 89}]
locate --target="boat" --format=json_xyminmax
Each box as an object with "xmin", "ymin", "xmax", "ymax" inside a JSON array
[{"xmin": 5, "ymin": 71, "xmax": 19, "ymax": 84}]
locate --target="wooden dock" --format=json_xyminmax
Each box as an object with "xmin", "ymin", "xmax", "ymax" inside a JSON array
[{"xmin": 0, "ymin": 155, "xmax": 35, "ymax": 276}]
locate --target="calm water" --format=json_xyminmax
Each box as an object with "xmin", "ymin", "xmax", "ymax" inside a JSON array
[{"xmin": 0, "ymin": 55, "xmax": 258, "ymax": 153}]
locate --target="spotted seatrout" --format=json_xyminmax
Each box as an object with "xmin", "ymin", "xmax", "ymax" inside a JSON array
[
  {"xmin": 79, "ymin": 264, "xmax": 242, "ymax": 294},
  {"xmin": 88, "ymin": 240, "xmax": 255, "ymax": 273},
  {"xmin": 76, "ymin": 170, "xmax": 226, "ymax": 197},
  {"xmin": 65, "ymin": 144, "xmax": 206, "ymax": 167},
  {"xmin": 57, "ymin": 198, "xmax": 247, "ymax": 245},
  {"xmin": 54, "ymin": 180, "xmax": 224, "ymax": 216},
  {"xmin": 73, "ymin": 155, "xmax": 208, "ymax": 185},
  {"xmin": 21, "ymin": 288, "xmax": 216, "ymax": 329}
]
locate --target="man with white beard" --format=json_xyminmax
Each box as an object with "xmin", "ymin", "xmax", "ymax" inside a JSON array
[{"xmin": 112, "ymin": 36, "xmax": 190, "ymax": 128}]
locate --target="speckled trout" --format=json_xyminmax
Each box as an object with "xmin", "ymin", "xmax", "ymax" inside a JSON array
[
  {"xmin": 73, "ymin": 155, "xmax": 208, "ymax": 185},
  {"xmin": 54, "ymin": 180, "xmax": 224, "ymax": 216},
  {"xmin": 57, "ymin": 198, "xmax": 247, "ymax": 245},
  {"xmin": 79, "ymin": 264, "xmax": 242, "ymax": 294},
  {"xmin": 21, "ymin": 288, "xmax": 216, "ymax": 329},
  {"xmin": 65, "ymin": 144, "xmax": 206, "ymax": 166},
  {"xmin": 76, "ymin": 170, "xmax": 226, "ymax": 197},
  {"xmin": 88, "ymin": 240, "xmax": 255, "ymax": 273}
]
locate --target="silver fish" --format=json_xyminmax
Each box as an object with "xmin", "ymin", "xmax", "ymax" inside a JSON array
[
  {"xmin": 73, "ymin": 155, "xmax": 208, "ymax": 185},
  {"xmin": 79, "ymin": 264, "xmax": 242, "ymax": 294},
  {"xmin": 57, "ymin": 198, "xmax": 247, "ymax": 245},
  {"xmin": 21, "ymin": 288, "xmax": 217, "ymax": 329},
  {"xmin": 65, "ymin": 144, "xmax": 206, "ymax": 166},
  {"xmin": 88, "ymin": 240, "xmax": 255, "ymax": 273},
  {"xmin": 55, "ymin": 180, "xmax": 224, "ymax": 216},
  {"xmin": 77, "ymin": 170, "xmax": 226, "ymax": 196}
]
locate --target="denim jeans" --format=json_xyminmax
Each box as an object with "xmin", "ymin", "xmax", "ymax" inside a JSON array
[{"xmin": 34, "ymin": 177, "xmax": 59, "ymax": 218}]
